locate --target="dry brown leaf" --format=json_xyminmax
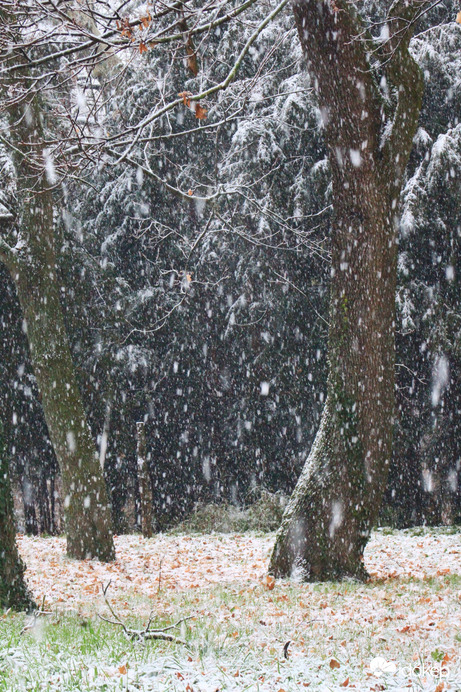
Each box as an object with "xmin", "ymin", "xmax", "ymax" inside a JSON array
[
  {"xmin": 185, "ymin": 35, "xmax": 199, "ymax": 76},
  {"xmin": 340, "ymin": 677, "xmax": 349, "ymax": 687},
  {"xmin": 118, "ymin": 664, "xmax": 128, "ymax": 675},
  {"xmin": 187, "ymin": 53, "xmax": 199, "ymax": 77},
  {"xmin": 178, "ymin": 91, "xmax": 192, "ymax": 107},
  {"xmin": 140, "ymin": 13, "xmax": 151, "ymax": 29},
  {"xmin": 263, "ymin": 574, "xmax": 276, "ymax": 590},
  {"xmin": 195, "ymin": 104, "xmax": 207, "ymax": 120},
  {"xmin": 116, "ymin": 18, "xmax": 133, "ymax": 40},
  {"xmin": 329, "ymin": 659, "xmax": 341, "ymax": 669},
  {"xmin": 398, "ymin": 625, "xmax": 411, "ymax": 633}
]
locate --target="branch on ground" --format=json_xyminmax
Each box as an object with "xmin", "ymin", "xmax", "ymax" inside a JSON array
[
  {"xmin": 98, "ymin": 581, "xmax": 192, "ymax": 645},
  {"xmin": 20, "ymin": 596, "xmax": 54, "ymax": 635}
]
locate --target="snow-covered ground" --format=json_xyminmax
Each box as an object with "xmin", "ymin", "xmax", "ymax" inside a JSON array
[
  {"xmin": 0, "ymin": 528, "xmax": 459, "ymax": 691},
  {"xmin": 16, "ymin": 528, "xmax": 461, "ymax": 608}
]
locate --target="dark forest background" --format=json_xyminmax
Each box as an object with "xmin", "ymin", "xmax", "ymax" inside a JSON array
[{"xmin": 1, "ymin": 1, "xmax": 461, "ymax": 536}]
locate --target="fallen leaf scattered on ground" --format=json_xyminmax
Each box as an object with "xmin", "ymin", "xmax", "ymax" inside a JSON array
[{"xmin": 16, "ymin": 529, "xmax": 461, "ymax": 615}]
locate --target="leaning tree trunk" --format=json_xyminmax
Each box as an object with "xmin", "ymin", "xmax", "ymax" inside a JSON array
[
  {"xmin": 0, "ymin": 94, "xmax": 115, "ymax": 561},
  {"xmin": 13, "ymin": 248, "xmax": 115, "ymax": 560},
  {"xmin": 270, "ymin": 0, "xmax": 424, "ymax": 580},
  {"xmin": 0, "ymin": 423, "xmax": 35, "ymax": 611}
]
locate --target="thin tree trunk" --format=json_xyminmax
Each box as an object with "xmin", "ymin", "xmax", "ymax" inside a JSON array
[
  {"xmin": 0, "ymin": 423, "xmax": 35, "ymax": 610},
  {"xmin": 270, "ymin": 0, "xmax": 425, "ymax": 580},
  {"xmin": 22, "ymin": 461, "xmax": 38, "ymax": 536},
  {"xmin": 37, "ymin": 469, "xmax": 52, "ymax": 535},
  {"xmin": 49, "ymin": 477, "xmax": 57, "ymax": 534},
  {"xmin": 137, "ymin": 421, "xmax": 153, "ymax": 537}
]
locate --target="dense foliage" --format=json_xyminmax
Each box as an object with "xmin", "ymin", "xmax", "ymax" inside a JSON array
[{"xmin": 1, "ymin": 0, "xmax": 460, "ymax": 532}]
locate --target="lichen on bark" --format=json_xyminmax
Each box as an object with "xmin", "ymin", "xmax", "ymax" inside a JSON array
[
  {"xmin": 270, "ymin": 0, "xmax": 425, "ymax": 581},
  {"xmin": 0, "ymin": 39, "xmax": 115, "ymax": 562},
  {"xmin": 0, "ymin": 423, "xmax": 35, "ymax": 611}
]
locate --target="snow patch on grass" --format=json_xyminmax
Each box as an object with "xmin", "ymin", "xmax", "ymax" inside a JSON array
[{"xmin": 1, "ymin": 528, "xmax": 459, "ymax": 690}]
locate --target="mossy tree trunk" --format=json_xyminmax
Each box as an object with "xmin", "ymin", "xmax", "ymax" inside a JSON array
[
  {"xmin": 270, "ymin": 0, "xmax": 425, "ymax": 580},
  {"xmin": 0, "ymin": 423, "xmax": 35, "ymax": 611},
  {"xmin": 0, "ymin": 95, "xmax": 115, "ymax": 561}
]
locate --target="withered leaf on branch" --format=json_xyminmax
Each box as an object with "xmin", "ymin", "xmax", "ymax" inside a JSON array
[
  {"xmin": 194, "ymin": 104, "xmax": 207, "ymax": 120},
  {"xmin": 178, "ymin": 91, "xmax": 192, "ymax": 107},
  {"xmin": 116, "ymin": 17, "xmax": 133, "ymax": 40},
  {"xmin": 186, "ymin": 36, "xmax": 199, "ymax": 77},
  {"xmin": 177, "ymin": 92, "xmax": 207, "ymax": 119},
  {"xmin": 178, "ymin": 16, "xmax": 199, "ymax": 76},
  {"xmin": 140, "ymin": 13, "xmax": 151, "ymax": 29}
]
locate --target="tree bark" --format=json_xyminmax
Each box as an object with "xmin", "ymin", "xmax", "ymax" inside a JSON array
[
  {"xmin": 37, "ymin": 468, "xmax": 52, "ymax": 535},
  {"xmin": 137, "ymin": 421, "xmax": 153, "ymax": 537},
  {"xmin": 270, "ymin": 0, "xmax": 424, "ymax": 580},
  {"xmin": 0, "ymin": 423, "xmax": 35, "ymax": 611},
  {"xmin": 12, "ymin": 212, "xmax": 115, "ymax": 559},
  {"xmin": 1, "ymin": 93, "xmax": 115, "ymax": 561},
  {"xmin": 22, "ymin": 461, "xmax": 38, "ymax": 536}
]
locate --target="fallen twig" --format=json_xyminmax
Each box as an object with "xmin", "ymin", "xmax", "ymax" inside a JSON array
[
  {"xmin": 283, "ymin": 640, "xmax": 291, "ymax": 659},
  {"xmin": 157, "ymin": 557, "xmax": 164, "ymax": 596},
  {"xmin": 98, "ymin": 581, "xmax": 191, "ymax": 645},
  {"xmin": 20, "ymin": 596, "xmax": 53, "ymax": 635}
]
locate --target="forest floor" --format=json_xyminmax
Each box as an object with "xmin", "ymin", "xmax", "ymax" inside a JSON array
[{"xmin": 1, "ymin": 527, "xmax": 460, "ymax": 691}]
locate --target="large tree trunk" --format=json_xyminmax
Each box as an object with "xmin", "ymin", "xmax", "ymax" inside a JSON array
[
  {"xmin": 0, "ymin": 424, "xmax": 35, "ymax": 611},
  {"xmin": 12, "ymin": 240, "xmax": 115, "ymax": 560},
  {"xmin": 270, "ymin": 0, "xmax": 424, "ymax": 580},
  {"xmin": 1, "ymin": 95, "xmax": 115, "ymax": 561}
]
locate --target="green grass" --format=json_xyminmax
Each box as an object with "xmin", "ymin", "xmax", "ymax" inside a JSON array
[
  {"xmin": 2, "ymin": 526, "xmax": 461, "ymax": 690},
  {"xmin": 1, "ymin": 569, "xmax": 460, "ymax": 690}
]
